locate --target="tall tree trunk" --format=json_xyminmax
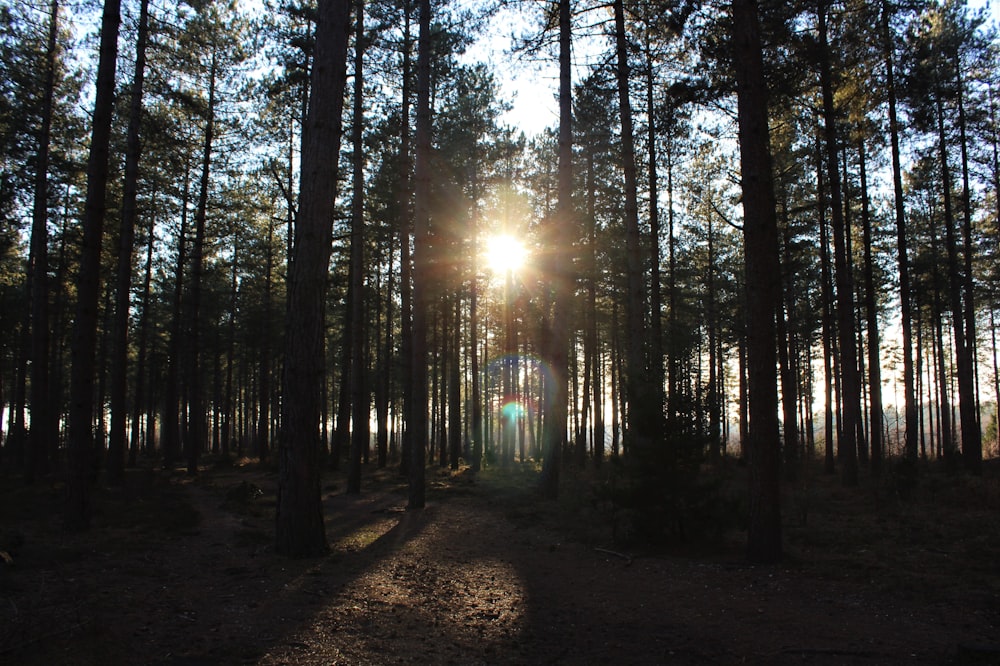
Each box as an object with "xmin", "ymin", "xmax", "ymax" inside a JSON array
[
  {"xmin": 164, "ymin": 166, "xmax": 191, "ymax": 469},
  {"xmin": 777, "ymin": 215, "xmax": 798, "ymax": 479},
  {"xmin": 538, "ymin": 0, "xmax": 572, "ymax": 498},
  {"xmin": 470, "ymin": 200, "xmax": 483, "ymax": 472},
  {"xmin": 929, "ymin": 213, "xmax": 953, "ymax": 457},
  {"xmin": 732, "ymin": 0, "xmax": 782, "ymax": 563},
  {"xmin": 858, "ymin": 138, "xmax": 883, "ymax": 475},
  {"xmin": 275, "ymin": 0, "xmax": 350, "ymax": 557},
  {"xmin": 347, "ymin": 0, "xmax": 367, "ymax": 494},
  {"xmin": 953, "ymin": 54, "xmax": 982, "ymax": 474},
  {"xmin": 614, "ymin": 0, "xmax": 656, "ymax": 455},
  {"xmin": 26, "ymin": 0, "xmax": 60, "ymax": 483},
  {"xmin": 130, "ymin": 202, "xmax": 156, "ymax": 466},
  {"xmin": 259, "ymin": 215, "xmax": 274, "ymax": 462},
  {"xmin": 817, "ymin": 137, "xmax": 836, "ymax": 474},
  {"xmin": 396, "ymin": 0, "xmax": 413, "ymax": 478},
  {"xmin": 449, "ymin": 296, "xmax": 461, "ymax": 470},
  {"xmin": 881, "ymin": 0, "xmax": 918, "ymax": 464},
  {"xmin": 187, "ymin": 49, "xmax": 217, "ymax": 476},
  {"xmin": 818, "ymin": 1, "xmax": 860, "ymax": 487},
  {"xmin": 109, "ymin": 0, "xmax": 150, "ymax": 484},
  {"xmin": 645, "ymin": 33, "xmax": 665, "ymax": 416},
  {"xmin": 408, "ymin": 0, "xmax": 432, "ymax": 509},
  {"xmin": 66, "ymin": 0, "xmax": 121, "ymax": 529},
  {"xmin": 933, "ymin": 89, "xmax": 975, "ymax": 468}
]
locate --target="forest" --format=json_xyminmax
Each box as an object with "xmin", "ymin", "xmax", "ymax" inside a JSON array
[
  {"xmin": 1, "ymin": 0, "xmax": 1000, "ymax": 660},
  {"xmin": 0, "ymin": 0, "xmax": 1000, "ymax": 664}
]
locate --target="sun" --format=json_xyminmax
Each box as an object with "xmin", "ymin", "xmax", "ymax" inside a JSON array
[{"xmin": 484, "ymin": 234, "xmax": 528, "ymax": 274}]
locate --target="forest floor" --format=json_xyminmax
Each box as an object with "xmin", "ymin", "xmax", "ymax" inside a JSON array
[{"xmin": 1, "ymin": 454, "xmax": 999, "ymax": 665}]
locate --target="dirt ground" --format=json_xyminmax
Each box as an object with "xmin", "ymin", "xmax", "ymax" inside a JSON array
[{"xmin": 1, "ymin": 457, "xmax": 998, "ymax": 665}]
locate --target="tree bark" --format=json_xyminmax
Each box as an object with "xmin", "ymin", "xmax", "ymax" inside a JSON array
[
  {"xmin": 347, "ymin": 0, "xmax": 367, "ymax": 494},
  {"xmin": 26, "ymin": 0, "xmax": 60, "ymax": 483},
  {"xmin": 275, "ymin": 0, "xmax": 350, "ymax": 557},
  {"xmin": 817, "ymin": 1, "xmax": 860, "ymax": 486},
  {"xmin": 539, "ymin": 0, "xmax": 573, "ymax": 499},
  {"xmin": 408, "ymin": 0, "xmax": 431, "ymax": 509},
  {"xmin": 66, "ymin": 0, "xmax": 122, "ymax": 530},
  {"xmin": 614, "ymin": 0, "xmax": 657, "ymax": 455},
  {"xmin": 881, "ymin": 0, "xmax": 918, "ymax": 464},
  {"xmin": 732, "ymin": 0, "xmax": 782, "ymax": 563}
]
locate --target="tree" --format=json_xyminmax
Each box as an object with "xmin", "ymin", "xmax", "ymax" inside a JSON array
[
  {"xmin": 276, "ymin": 0, "xmax": 350, "ymax": 557},
  {"xmin": 539, "ymin": 0, "xmax": 573, "ymax": 499},
  {"xmin": 817, "ymin": 0, "xmax": 861, "ymax": 486},
  {"xmin": 732, "ymin": 0, "xmax": 782, "ymax": 563},
  {"xmin": 26, "ymin": 0, "xmax": 60, "ymax": 482},
  {"xmin": 108, "ymin": 0, "xmax": 151, "ymax": 484},
  {"xmin": 408, "ymin": 0, "xmax": 431, "ymax": 509},
  {"xmin": 65, "ymin": 0, "xmax": 122, "ymax": 530}
]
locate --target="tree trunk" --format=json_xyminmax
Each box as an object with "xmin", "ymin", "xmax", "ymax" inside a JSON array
[
  {"xmin": 732, "ymin": 0, "xmax": 782, "ymax": 563},
  {"xmin": 538, "ymin": 0, "xmax": 572, "ymax": 499},
  {"xmin": 187, "ymin": 49, "xmax": 217, "ymax": 476},
  {"xmin": 881, "ymin": 0, "xmax": 918, "ymax": 464},
  {"xmin": 66, "ymin": 0, "xmax": 121, "ymax": 529},
  {"xmin": 614, "ymin": 0, "xmax": 657, "ymax": 457},
  {"xmin": 858, "ymin": 138, "xmax": 883, "ymax": 475},
  {"xmin": 408, "ymin": 0, "xmax": 432, "ymax": 509},
  {"xmin": 818, "ymin": 2, "xmax": 860, "ymax": 487},
  {"xmin": 275, "ymin": 0, "xmax": 350, "ymax": 557},
  {"xmin": 933, "ymin": 89, "xmax": 975, "ymax": 471},
  {"xmin": 954, "ymin": 55, "xmax": 982, "ymax": 474},
  {"xmin": 347, "ymin": 0, "xmax": 367, "ymax": 494},
  {"xmin": 26, "ymin": 0, "xmax": 60, "ymax": 483},
  {"xmin": 130, "ymin": 200, "xmax": 156, "ymax": 466}
]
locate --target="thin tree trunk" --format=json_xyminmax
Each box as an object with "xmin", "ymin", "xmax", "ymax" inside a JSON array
[
  {"xmin": 858, "ymin": 137, "xmax": 883, "ymax": 474},
  {"xmin": 934, "ymin": 89, "xmax": 976, "ymax": 469},
  {"xmin": 347, "ymin": 0, "xmax": 367, "ymax": 494},
  {"xmin": 881, "ymin": 0, "xmax": 918, "ymax": 463},
  {"xmin": 130, "ymin": 198, "xmax": 156, "ymax": 466},
  {"xmin": 408, "ymin": 0, "xmax": 431, "ymax": 509},
  {"xmin": 818, "ymin": 2, "xmax": 860, "ymax": 486},
  {"xmin": 186, "ymin": 49, "xmax": 217, "ymax": 476},
  {"xmin": 107, "ymin": 0, "xmax": 149, "ymax": 484}
]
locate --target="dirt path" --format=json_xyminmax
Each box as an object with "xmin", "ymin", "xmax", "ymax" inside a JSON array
[{"xmin": 2, "ymin": 463, "xmax": 998, "ymax": 665}]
